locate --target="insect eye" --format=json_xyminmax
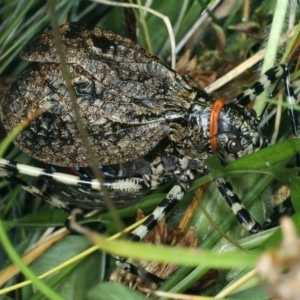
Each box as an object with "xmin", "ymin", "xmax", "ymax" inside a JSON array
[
  {"xmin": 246, "ymin": 108, "xmax": 257, "ymax": 119},
  {"xmin": 228, "ymin": 139, "xmax": 243, "ymax": 153}
]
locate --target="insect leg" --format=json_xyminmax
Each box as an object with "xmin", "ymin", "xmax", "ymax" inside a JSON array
[
  {"xmin": 0, "ymin": 158, "xmax": 147, "ymax": 194},
  {"xmin": 113, "ymin": 183, "xmax": 186, "ymax": 284},
  {"xmin": 0, "ymin": 169, "xmax": 70, "ymax": 209},
  {"xmin": 114, "ymin": 160, "xmax": 196, "ymax": 284},
  {"xmin": 281, "ymin": 65, "xmax": 300, "ymax": 164},
  {"xmin": 261, "ymin": 66, "xmax": 299, "ymax": 229},
  {"xmin": 0, "ymin": 158, "xmax": 147, "ymax": 210},
  {"xmin": 0, "ymin": 158, "xmax": 165, "ymax": 282},
  {"xmin": 214, "ymin": 177, "xmax": 262, "ymax": 234},
  {"xmin": 262, "ymin": 186, "xmax": 295, "ymax": 230},
  {"xmin": 232, "ymin": 65, "xmax": 299, "ymax": 230},
  {"xmin": 234, "ymin": 65, "xmax": 286, "ymax": 107}
]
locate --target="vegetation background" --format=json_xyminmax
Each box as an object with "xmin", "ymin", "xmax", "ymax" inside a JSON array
[{"xmin": 0, "ymin": 1, "xmax": 299, "ymax": 299}]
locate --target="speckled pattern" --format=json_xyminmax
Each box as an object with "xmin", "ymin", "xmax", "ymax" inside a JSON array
[{"xmin": 1, "ymin": 22, "xmax": 296, "ymax": 284}]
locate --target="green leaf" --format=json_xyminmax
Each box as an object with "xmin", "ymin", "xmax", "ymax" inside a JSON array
[
  {"xmin": 192, "ymin": 140, "xmax": 300, "ymax": 188},
  {"xmin": 80, "ymin": 228, "xmax": 260, "ymax": 270},
  {"xmin": 225, "ymin": 139, "xmax": 300, "ymax": 171},
  {"xmin": 14, "ymin": 210, "xmax": 69, "ymax": 227},
  {"xmin": 229, "ymin": 285, "xmax": 268, "ymax": 299},
  {"xmin": 25, "ymin": 236, "xmax": 104, "ymax": 300},
  {"xmin": 87, "ymin": 282, "xmax": 148, "ymax": 300},
  {"xmin": 290, "ymin": 181, "xmax": 300, "ymax": 213}
]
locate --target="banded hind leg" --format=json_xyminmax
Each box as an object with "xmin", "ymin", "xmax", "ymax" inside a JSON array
[{"xmin": 0, "ymin": 158, "xmax": 147, "ymax": 210}]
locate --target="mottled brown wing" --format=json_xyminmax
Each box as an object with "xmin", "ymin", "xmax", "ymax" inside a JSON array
[
  {"xmin": 1, "ymin": 63, "xmax": 169, "ymax": 166},
  {"xmin": 20, "ymin": 22, "xmax": 180, "ymax": 123}
]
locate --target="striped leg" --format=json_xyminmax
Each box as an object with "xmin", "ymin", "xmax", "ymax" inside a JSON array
[
  {"xmin": 0, "ymin": 158, "xmax": 147, "ymax": 210},
  {"xmin": 3, "ymin": 173, "xmax": 71, "ymax": 209},
  {"xmin": 210, "ymin": 65, "xmax": 299, "ymax": 235},
  {"xmin": 0, "ymin": 159, "xmax": 166, "ymax": 283},
  {"xmin": 261, "ymin": 65, "xmax": 299, "ymax": 228},
  {"xmin": 208, "ymin": 66, "xmax": 288, "ymax": 235},
  {"xmin": 114, "ymin": 159, "xmax": 197, "ymax": 284},
  {"xmin": 282, "ymin": 65, "xmax": 300, "ymax": 166},
  {"xmin": 234, "ymin": 64, "xmax": 299, "ymax": 230},
  {"xmin": 0, "ymin": 158, "xmax": 146, "ymax": 193},
  {"xmin": 127, "ymin": 184, "xmax": 186, "ymax": 242},
  {"xmin": 235, "ymin": 65, "xmax": 286, "ymax": 108},
  {"xmin": 1, "ymin": 158, "xmax": 148, "ymax": 194},
  {"xmin": 114, "ymin": 183, "xmax": 186, "ymax": 284},
  {"xmin": 262, "ymin": 186, "xmax": 295, "ymax": 230},
  {"xmin": 214, "ymin": 178, "xmax": 261, "ymax": 234}
]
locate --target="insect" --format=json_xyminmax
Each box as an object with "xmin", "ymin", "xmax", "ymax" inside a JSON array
[{"xmin": 0, "ymin": 22, "xmax": 298, "ymax": 284}]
